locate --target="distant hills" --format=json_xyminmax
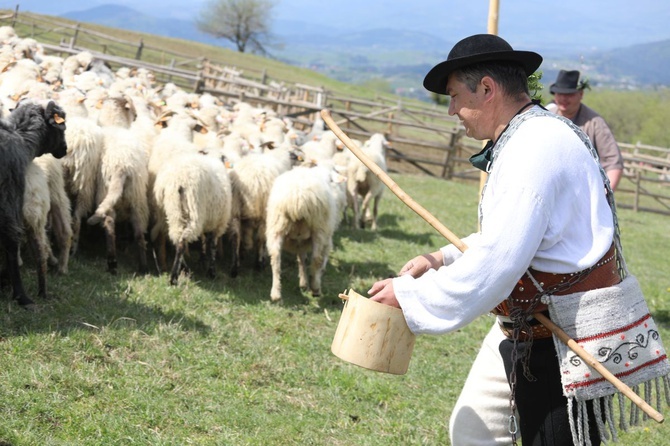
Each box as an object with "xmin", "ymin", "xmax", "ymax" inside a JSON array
[{"xmin": 55, "ymin": 4, "xmax": 670, "ymax": 96}]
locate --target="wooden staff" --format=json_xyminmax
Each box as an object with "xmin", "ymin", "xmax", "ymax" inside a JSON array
[{"xmin": 320, "ymin": 108, "xmax": 664, "ymax": 424}]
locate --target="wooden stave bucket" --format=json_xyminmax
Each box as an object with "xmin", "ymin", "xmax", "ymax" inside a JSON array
[{"xmin": 331, "ymin": 289, "xmax": 416, "ymax": 375}]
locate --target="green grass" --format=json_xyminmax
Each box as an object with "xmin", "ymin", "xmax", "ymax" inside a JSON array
[{"xmin": 1, "ymin": 174, "xmax": 668, "ymax": 445}]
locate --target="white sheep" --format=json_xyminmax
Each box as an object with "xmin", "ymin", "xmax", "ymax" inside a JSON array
[
  {"xmin": 87, "ymin": 98, "xmax": 149, "ymax": 274},
  {"xmin": 227, "ymin": 143, "xmax": 299, "ymax": 272},
  {"xmin": 0, "ymin": 25, "xmax": 18, "ymax": 45},
  {"xmin": 61, "ymin": 51, "xmax": 93, "ymax": 87},
  {"xmin": 38, "ymin": 54, "xmax": 64, "ymax": 85},
  {"xmin": 300, "ymin": 130, "xmax": 342, "ymax": 163},
  {"xmin": 151, "ymin": 152, "xmax": 233, "ymax": 284},
  {"xmin": 265, "ymin": 162, "xmax": 346, "ymax": 302},
  {"xmin": 21, "ymin": 160, "xmax": 52, "ymax": 299},
  {"xmin": 96, "ymin": 95, "xmax": 137, "ymax": 129},
  {"xmin": 57, "ymin": 90, "xmax": 105, "ymax": 256},
  {"xmin": 0, "ymin": 58, "xmax": 43, "ymax": 108},
  {"xmin": 147, "ymin": 110, "xmax": 213, "ymax": 272},
  {"xmin": 346, "ymin": 133, "xmax": 389, "ymax": 230},
  {"xmin": 33, "ymin": 154, "xmax": 73, "ymax": 274}
]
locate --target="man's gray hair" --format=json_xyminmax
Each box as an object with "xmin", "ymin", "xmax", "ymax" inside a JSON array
[{"xmin": 455, "ymin": 61, "xmax": 531, "ymax": 99}]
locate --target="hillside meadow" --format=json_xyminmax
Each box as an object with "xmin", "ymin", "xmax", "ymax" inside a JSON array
[
  {"xmin": 5, "ymin": 10, "xmax": 670, "ymax": 149},
  {"xmin": 1, "ymin": 173, "xmax": 668, "ymax": 445}
]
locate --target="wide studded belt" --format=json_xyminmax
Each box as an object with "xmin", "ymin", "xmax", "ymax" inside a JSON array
[{"xmin": 495, "ymin": 244, "xmax": 621, "ymax": 340}]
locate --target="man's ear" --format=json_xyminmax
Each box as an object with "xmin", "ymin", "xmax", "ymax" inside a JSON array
[
  {"xmin": 480, "ymin": 76, "xmax": 495, "ymax": 96},
  {"xmin": 480, "ymin": 75, "xmax": 497, "ymax": 102}
]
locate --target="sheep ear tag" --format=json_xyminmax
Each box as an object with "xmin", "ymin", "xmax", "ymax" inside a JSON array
[{"xmin": 53, "ymin": 113, "xmax": 65, "ymax": 125}]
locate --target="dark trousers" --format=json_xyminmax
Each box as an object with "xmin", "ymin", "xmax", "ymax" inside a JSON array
[{"xmin": 499, "ymin": 337, "xmax": 602, "ymax": 446}]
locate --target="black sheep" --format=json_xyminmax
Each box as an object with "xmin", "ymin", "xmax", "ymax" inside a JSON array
[{"xmin": 0, "ymin": 100, "xmax": 67, "ymax": 307}]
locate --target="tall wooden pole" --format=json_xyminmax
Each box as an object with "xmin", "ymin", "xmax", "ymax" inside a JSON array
[
  {"xmin": 479, "ymin": 0, "xmax": 500, "ymax": 223},
  {"xmin": 488, "ymin": 0, "xmax": 499, "ymax": 35}
]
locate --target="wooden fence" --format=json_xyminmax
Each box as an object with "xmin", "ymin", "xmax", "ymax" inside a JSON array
[
  {"xmin": 617, "ymin": 142, "xmax": 670, "ymax": 214},
  {"xmin": 2, "ymin": 7, "xmax": 669, "ymax": 215}
]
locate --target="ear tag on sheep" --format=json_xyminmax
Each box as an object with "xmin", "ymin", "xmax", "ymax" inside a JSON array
[{"xmin": 53, "ymin": 113, "xmax": 65, "ymax": 124}]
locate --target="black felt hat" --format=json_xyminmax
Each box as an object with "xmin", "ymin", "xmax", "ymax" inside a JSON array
[
  {"xmin": 423, "ymin": 34, "xmax": 543, "ymax": 95},
  {"xmin": 549, "ymin": 70, "xmax": 584, "ymax": 94}
]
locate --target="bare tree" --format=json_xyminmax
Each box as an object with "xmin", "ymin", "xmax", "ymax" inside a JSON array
[{"xmin": 196, "ymin": 0, "xmax": 277, "ymax": 54}]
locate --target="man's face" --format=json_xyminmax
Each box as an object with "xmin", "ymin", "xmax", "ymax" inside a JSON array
[
  {"xmin": 553, "ymin": 91, "xmax": 584, "ymax": 118},
  {"xmin": 446, "ymin": 73, "xmax": 486, "ymax": 140}
]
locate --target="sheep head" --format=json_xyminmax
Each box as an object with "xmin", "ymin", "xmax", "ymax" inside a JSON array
[
  {"xmin": 46, "ymin": 100, "xmax": 66, "ymax": 128},
  {"xmin": 44, "ymin": 100, "xmax": 68, "ymax": 159},
  {"xmin": 8, "ymin": 100, "xmax": 67, "ymax": 159}
]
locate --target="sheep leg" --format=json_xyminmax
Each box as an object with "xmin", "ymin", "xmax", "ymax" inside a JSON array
[
  {"xmin": 102, "ymin": 215, "xmax": 118, "ymax": 275},
  {"xmin": 267, "ymin": 233, "xmax": 283, "ymax": 302},
  {"xmin": 131, "ymin": 219, "xmax": 148, "ymax": 275},
  {"xmin": 241, "ymin": 221, "xmax": 253, "ymax": 261},
  {"xmin": 369, "ymin": 194, "xmax": 380, "ymax": 231},
  {"xmin": 70, "ymin": 209, "xmax": 83, "ymax": 256},
  {"xmin": 360, "ymin": 191, "xmax": 374, "ymax": 229},
  {"xmin": 348, "ymin": 187, "xmax": 361, "ymax": 229},
  {"xmin": 3, "ymin": 240, "xmax": 33, "ymax": 307},
  {"xmin": 297, "ymin": 252, "xmax": 309, "ymax": 292},
  {"xmin": 309, "ymin": 239, "xmax": 330, "ymax": 297},
  {"xmin": 26, "ymin": 226, "xmax": 49, "ymax": 300},
  {"xmin": 205, "ymin": 232, "xmax": 217, "ymax": 279},
  {"xmin": 227, "ymin": 217, "xmax": 241, "ymax": 278},
  {"xmin": 254, "ymin": 220, "xmax": 267, "ymax": 271},
  {"xmin": 49, "ymin": 203, "xmax": 72, "ymax": 274},
  {"xmin": 154, "ymin": 231, "xmax": 168, "ymax": 273},
  {"xmin": 169, "ymin": 240, "xmax": 187, "ymax": 285}
]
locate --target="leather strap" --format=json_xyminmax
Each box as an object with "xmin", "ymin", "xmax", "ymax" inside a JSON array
[
  {"xmin": 495, "ymin": 244, "xmax": 622, "ymax": 340},
  {"xmin": 493, "ymin": 243, "xmax": 620, "ymax": 317}
]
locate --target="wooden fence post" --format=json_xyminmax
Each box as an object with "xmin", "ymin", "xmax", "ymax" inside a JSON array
[
  {"xmin": 167, "ymin": 58, "xmax": 175, "ymax": 83},
  {"xmin": 441, "ymin": 132, "xmax": 457, "ymax": 179},
  {"xmin": 11, "ymin": 5, "xmax": 18, "ymax": 28},
  {"xmin": 135, "ymin": 38, "xmax": 144, "ymax": 60},
  {"xmin": 70, "ymin": 23, "xmax": 80, "ymax": 49},
  {"xmin": 634, "ymin": 170, "xmax": 641, "ymax": 212}
]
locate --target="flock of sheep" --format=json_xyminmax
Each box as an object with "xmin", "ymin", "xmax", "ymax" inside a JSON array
[{"xmin": 0, "ymin": 26, "xmax": 390, "ymax": 307}]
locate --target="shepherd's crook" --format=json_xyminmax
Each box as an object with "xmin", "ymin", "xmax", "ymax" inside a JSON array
[{"xmin": 320, "ymin": 108, "xmax": 664, "ymax": 424}]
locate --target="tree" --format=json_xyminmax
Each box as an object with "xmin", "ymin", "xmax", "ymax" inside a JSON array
[{"xmin": 196, "ymin": 0, "xmax": 277, "ymax": 55}]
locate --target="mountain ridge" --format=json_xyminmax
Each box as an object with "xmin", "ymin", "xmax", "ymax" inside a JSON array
[{"xmin": 55, "ymin": 4, "xmax": 670, "ymax": 92}]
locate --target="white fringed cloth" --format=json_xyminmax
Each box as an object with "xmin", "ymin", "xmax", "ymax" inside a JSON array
[{"xmin": 546, "ymin": 275, "xmax": 670, "ymax": 445}]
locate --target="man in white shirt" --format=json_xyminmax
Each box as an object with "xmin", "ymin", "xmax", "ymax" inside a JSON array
[{"xmin": 368, "ymin": 34, "xmax": 621, "ymax": 445}]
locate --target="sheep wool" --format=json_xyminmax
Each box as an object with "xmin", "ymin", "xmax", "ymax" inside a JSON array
[
  {"xmin": 151, "ymin": 152, "xmax": 233, "ymax": 285},
  {"xmin": 265, "ymin": 163, "xmax": 344, "ymax": 302}
]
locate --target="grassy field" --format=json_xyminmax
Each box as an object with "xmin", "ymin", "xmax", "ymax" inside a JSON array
[{"xmin": 1, "ymin": 173, "xmax": 668, "ymax": 445}]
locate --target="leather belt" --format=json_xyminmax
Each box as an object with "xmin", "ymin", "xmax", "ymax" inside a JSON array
[
  {"xmin": 499, "ymin": 312, "xmax": 554, "ymax": 341},
  {"xmin": 495, "ymin": 244, "xmax": 621, "ymax": 341}
]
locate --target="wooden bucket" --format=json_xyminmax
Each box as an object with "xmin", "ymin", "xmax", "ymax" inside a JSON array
[{"xmin": 331, "ymin": 289, "xmax": 416, "ymax": 375}]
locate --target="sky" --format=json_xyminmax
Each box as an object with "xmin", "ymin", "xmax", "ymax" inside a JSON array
[{"xmin": 8, "ymin": 0, "xmax": 670, "ymax": 53}]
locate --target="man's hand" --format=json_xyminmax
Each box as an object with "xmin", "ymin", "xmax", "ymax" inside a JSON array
[
  {"xmin": 398, "ymin": 252, "xmax": 442, "ymax": 277},
  {"xmin": 368, "ymin": 278, "xmax": 400, "ymax": 308}
]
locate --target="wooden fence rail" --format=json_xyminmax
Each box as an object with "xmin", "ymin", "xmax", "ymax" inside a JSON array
[{"xmin": 2, "ymin": 8, "xmax": 669, "ymax": 215}]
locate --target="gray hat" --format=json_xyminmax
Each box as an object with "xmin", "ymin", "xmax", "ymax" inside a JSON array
[{"xmin": 549, "ymin": 70, "xmax": 586, "ymax": 94}]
